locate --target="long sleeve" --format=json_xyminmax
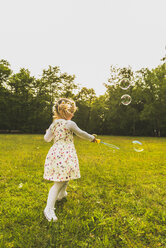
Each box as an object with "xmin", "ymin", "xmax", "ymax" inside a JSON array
[
  {"xmin": 44, "ymin": 127, "xmax": 54, "ymax": 142},
  {"xmin": 66, "ymin": 120, "xmax": 95, "ymax": 141}
]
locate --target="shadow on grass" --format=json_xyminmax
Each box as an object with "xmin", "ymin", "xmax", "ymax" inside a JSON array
[{"xmin": 56, "ymin": 198, "xmax": 68, "ymax": 212}]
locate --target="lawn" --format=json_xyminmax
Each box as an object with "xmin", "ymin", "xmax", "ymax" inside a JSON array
[{"xmin": 0, "ymin": 134, "xmax": 166, "ymax": 248}]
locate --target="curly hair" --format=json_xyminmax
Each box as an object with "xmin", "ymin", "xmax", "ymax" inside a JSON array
[{"xmin": 52, "ymin": 98, "xmax": 77, "ymax": 120}]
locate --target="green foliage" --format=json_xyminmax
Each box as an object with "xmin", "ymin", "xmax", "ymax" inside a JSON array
[
  {"xmin": 74, "ymin": 87, "xmax": 96, "ymax": 131},
  {"xmin": 0, "ymin": 58, "xmax": 165, "ymax": 136},
  {"xmin": 0, "ymin": 135, "xmax": 166, "ymax": 247},
  {"xmin": 0, "ymin": 63, "xmax": 79, "ymax": 133},
  {"xmin": 138, "ymin": 64, "xmax": 166, "ymax": 135},
  {"xmin": 104, "ymin": 62, "xmax": 166, "ymax": 136},
  {"xmin": 0, "ymin": 59, "xmax": 12, "ymax": 86}
]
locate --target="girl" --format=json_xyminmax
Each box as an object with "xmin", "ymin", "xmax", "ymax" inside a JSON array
[{"xmin": 43, "ymin": 98, "xmax": 96, "ymax": 222}]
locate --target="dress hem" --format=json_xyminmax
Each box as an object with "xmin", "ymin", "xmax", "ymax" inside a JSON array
[{"xmin": 43, "ymin": 176, "xmax": 81, "ymax": 182}]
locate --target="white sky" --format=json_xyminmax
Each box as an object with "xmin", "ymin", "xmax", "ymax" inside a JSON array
[{"xmin": 0, "ymin": 0, "xmax": 166, "ymax": 95}]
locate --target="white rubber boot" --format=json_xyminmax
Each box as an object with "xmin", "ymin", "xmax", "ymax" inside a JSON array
[
  {"xmin": 44, "ymin": 207, "xmax": 58, "ymax": 222},
  {"xmin": 44, "ymin": 182, "xmax": 66, "ymax": 222}
]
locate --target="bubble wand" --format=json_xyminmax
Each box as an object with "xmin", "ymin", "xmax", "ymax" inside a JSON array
[
  {"xmin": 96, "ymin": 139, "xmax": 120, "ymax": 149},
  {"xmin": 93, "ymin": 135, "xmax": 120, "ymax": 150}
]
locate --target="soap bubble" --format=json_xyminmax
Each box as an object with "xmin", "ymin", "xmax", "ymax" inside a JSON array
[
  {"xmin": 121, "ymin": 94, "xmax": 132, "ymax": 105},
  {"xmin": 119, "ymin": 78, "xmax": 131, "ymax": 90},
  {"xmin": 132, "ymin": 140, "xmax": 144, "ymax": 152}
]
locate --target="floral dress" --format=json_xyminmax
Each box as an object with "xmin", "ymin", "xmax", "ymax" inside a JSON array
[{"xmin": 43, "ymin": 119, "xmax": 94, "ymax": 182}]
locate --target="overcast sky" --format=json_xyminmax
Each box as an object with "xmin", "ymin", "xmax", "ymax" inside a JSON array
[{"xmin": 0, "ymin": 0, "xmax": 165, "ymax": 95}]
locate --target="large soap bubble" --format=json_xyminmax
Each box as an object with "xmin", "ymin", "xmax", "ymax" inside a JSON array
[
  {"xmin": 132, "ymin": 140, "xmax": 144, "ymax": 152},
  {"xmin": 121, "ymin": 94, "xmax": 132, "ymax": 105},
  {"xmin": 119, "ymin": 78, "xmax": 131, "ymax": 90}
]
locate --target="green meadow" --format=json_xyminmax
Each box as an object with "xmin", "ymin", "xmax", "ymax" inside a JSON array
[{"xmin": 0, "ymin": 135, "xmax": 166, "ymax": 248}]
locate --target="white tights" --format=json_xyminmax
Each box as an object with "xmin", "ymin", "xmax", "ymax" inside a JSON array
[{"xmin": 46, "ymin": 181, "xmax": 68, "ymax": 209}]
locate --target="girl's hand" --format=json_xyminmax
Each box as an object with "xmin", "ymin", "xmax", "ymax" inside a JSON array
[
  {"xmin": 92, "ymin": 134, "xmax": 98, "ymax": 143},
  {"xmin": 92, "ymin": 138, "xmax": 97, "ymax": 143}
]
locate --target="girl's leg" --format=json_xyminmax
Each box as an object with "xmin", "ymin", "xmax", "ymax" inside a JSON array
[
  {"xmin": 46, "ymin": 181, "xmax": 66, "ymax": 209},
  {"xmin": 57, "ymin": 181, "xmax": 68, "ymax": 200}
]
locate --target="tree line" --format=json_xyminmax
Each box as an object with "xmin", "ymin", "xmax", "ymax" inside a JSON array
[{"xmin": 0, "ymin": 57, "xmax": 165, "ymax": 136}]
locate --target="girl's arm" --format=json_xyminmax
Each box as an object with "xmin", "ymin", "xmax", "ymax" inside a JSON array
[
  {"xmin": 66, "ymin": 120, "xmax": 95, "ymax": 141},
  {"xmin": 44, "ymin": 127, "xmax": 54, "ymax": 142}
]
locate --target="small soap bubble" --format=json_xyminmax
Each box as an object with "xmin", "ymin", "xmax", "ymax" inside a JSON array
[
  {"xmin": 121, "ymin": 94, "xmax": 132, "ymax": 105},
  {"xmin": 18, "ymin": 183, "xmax": 23, "ymax": 188},
  {"xmin": 119, "ymin": 78, "xmax": 131, "ymax": 90},
  {"xmin": 132, "ymin": 140, "xmax": 144, "ymax": 152}
]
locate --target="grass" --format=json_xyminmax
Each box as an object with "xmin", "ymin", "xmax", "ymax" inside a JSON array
[{"xmin": 0, "ymin": 134, "xmax": 166, "ymax": 248}]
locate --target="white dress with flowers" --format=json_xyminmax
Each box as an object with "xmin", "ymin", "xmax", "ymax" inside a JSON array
[{"xmin": 43, "ymin": 119, "xmax": 94, "ymax": 182}]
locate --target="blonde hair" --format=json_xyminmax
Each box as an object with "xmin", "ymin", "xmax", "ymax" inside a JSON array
[{"xmin": 52, "ymin": 98, "xmax": 77, "ymax": 120}]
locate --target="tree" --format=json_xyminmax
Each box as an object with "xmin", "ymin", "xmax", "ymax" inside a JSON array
[
  {"xmin": 0, "ymin": 60, "xmax": 12, "ymax": 130},
  {"xmin": 41, "ymin": 66, "xmax": 61, "ymax": 117},
  {"xmin": 41, "ymin": 66, "xmax": 78, "ymax": 119},
  {"xmin": 59, "ymin": 73, "xmax": 78, "ymax": 98},
  {"xmin": 74, "ymin": 87, "xmax": 96, "ymax": 131},
  {"xmin": 89, "ymin": 94, "xmax": 108, "ymax": 134},
  {"xmin": 7, "ymin": 68, "xmax": 35, "ymax": 131},
  {"xmin": 104, "ymin": 65, "xmax": 138, "ymax": 135},
  {"xmin": 137, "ymin": 62, "xmax": 166, "ymax": 136},
  {"xmin": 0, "ymin": 59, "xmax": 12, "ymax": 87}
]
